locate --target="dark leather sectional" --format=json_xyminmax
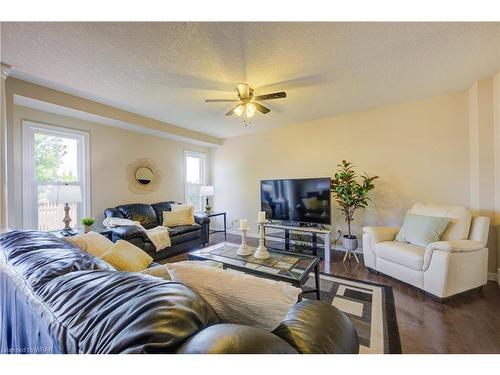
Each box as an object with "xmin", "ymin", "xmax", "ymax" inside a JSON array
[
  {"xmin": 104, "ymin": 201, "xmax": 210, "ymax": 260},
  {"xmin": 0, "ymin": 231, "xmax": 359, "ymax": 354}
]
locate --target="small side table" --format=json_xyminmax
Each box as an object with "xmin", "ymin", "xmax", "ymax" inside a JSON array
[
  {"xmin": 48, "ymin": 227, "xmax": 113, "ymax": 241},
  {"xmin": 204, "ymin": 211, "xmax": 227, "ymax": 241}
]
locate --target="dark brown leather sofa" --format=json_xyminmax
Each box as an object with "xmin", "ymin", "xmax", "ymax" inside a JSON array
[{"xmin": 0, "ymin": 230, "xmax": 359, "ymax": 354}]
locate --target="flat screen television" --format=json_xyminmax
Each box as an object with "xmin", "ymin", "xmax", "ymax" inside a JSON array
[{"xmin": 260, "ymin": 177, "xmax": 331, "ymax": 225}]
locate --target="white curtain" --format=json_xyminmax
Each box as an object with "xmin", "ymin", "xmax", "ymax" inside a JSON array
[{"xmin": 0, "ymin": 63, "xmax": 10, "ymax": 230}]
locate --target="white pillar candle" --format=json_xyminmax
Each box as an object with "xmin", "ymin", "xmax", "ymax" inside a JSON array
[
  {"xmin": 257, "ymin": 211, "xmax": 266, "ymax": 222},
  {"xmin": 239, "ymin": 219, "xmax": 248, "ymax": 230}
]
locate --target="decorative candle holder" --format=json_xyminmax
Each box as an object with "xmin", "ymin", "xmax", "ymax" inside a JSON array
[
  {"xmin": 237, "ymin": 227, "xmax": 252, "ymax": 256},
  {"xmin": 253, "ymin": 221, "xmax": 269, "ymax": 259}
]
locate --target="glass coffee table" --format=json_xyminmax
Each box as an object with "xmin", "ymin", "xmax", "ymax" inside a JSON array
[{"xmin": 188, "ymin": 242, "xmax": 321, "ymax": 300}]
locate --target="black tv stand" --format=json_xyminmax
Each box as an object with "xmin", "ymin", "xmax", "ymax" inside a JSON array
[
  {"xmin": 278, "ymin": 221, "xmax": 328, "ymax": 230},
  {"xmin": 263, "ymin": 222, "xmax": 332, "ymax": 266}
]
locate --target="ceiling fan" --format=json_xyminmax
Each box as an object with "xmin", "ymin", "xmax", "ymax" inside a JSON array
[{"xmin": 205, "ymin": 83, "xmax": 286, "ymax": 118}]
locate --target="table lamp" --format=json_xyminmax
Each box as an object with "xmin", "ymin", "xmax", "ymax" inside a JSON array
[
  {"xmin": 199, "ymin": 185, "xmax": 214, "ymax": 213},
  {"xmin": 50, "ymin": 184, "xmax": 82, "ymax": 235}
]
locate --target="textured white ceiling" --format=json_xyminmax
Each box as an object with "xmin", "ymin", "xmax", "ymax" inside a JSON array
[{"xmin": 2, "ymin": 22, "xmax": 499, "ymax": 138}]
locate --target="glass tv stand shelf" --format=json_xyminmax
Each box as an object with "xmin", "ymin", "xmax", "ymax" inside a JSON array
[{"xmin": 263, "ymin": 223, "xmax": 332, "ymax": 264}]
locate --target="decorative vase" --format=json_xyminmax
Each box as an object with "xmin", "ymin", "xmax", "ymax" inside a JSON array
[
  {"xmin": 84, "ymin": 225, "xmax": 92, "ymax": 233},
  {"xmin": 343, "ymin": 235, "xmax": 358, "ymax": 251}
]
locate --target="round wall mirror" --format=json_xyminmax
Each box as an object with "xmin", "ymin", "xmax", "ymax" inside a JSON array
[{"xmin": 135, "ymin": 167, "xmax": 154, "ymax": 185}]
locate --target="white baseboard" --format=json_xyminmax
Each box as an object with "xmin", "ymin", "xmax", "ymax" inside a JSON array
[{"xmin": 487, "ymin": 272, "xmax": 498, "ymax": 282}]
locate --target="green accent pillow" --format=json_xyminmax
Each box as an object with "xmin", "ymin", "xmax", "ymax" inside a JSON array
[{"xmin": 396, "ymin": 213, "xmax": 450, "ymax": 247}]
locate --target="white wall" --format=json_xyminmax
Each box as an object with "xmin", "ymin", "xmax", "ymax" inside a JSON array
[
  {"xmin": 213, "ymin": 78, "xmax": 500, "ymax": 275},
  {"xmin": 211, "ymin": 90, "xmax": 499, "ymax": 263},
  {"xmin": 11, "ymin": 105, "xmax": 210, "ymax": 227}
]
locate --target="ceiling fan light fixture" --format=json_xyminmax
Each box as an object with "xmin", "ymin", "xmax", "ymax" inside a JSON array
[
  {"xmin": 234, "ymin": 104, "xmax": 244, "ymax": 116},
  {"xmin": 205, "ymin": 83, "xmax": 285, "ymax": 119},
  {"xmin": 246, "ymin": 102, "xmax": 256, "ymax": 117}
]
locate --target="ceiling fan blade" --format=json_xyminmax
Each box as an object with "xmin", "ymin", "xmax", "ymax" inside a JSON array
[
  {"xmin": 237, "ymin": 83, "xmax": 250, "ymax": 99},
  {"xmin": 254, "ymin": 92, "xmax": 287, "ymax": 101},
  {"xmin": 205, "ymin": 99, "xmax": 239, "ymax": 102},
  {"xmin": 225, "ymin": 104, "xmax": 241, "ymax": 116},
  {"xmin": 253, "ymin": 102, "xmax": 271, "ymax": 114}
]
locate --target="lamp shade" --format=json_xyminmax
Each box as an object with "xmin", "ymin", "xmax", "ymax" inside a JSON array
[
  {"xmin": 199, "ymin": 185, "xmax": 214, "ymax": 197},
  {"xmin": 49, "ymin": 184, "xmax": 82, "ymax": 204}
]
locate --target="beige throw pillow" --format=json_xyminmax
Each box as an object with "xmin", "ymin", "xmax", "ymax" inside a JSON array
[
  {"xmin": 64, "ymin": 231, "xmax": 114, "ymax": 257},
  {"xmin": 100, "ymin": 240, "xmax": 153, "ymax": 272},
  {"xmin": 167, "ymin": 262, "xmax": 301, "ymax": 331},
  {"xmin": 162, "ymin": 206, "xmax": 195, "ymax": 227},
  {"xmin": 171, "ymin": 203, "xmax": 194, "ymax": 215}
]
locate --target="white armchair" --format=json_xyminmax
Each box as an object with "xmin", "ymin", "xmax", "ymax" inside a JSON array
[{"xmin": 363, "ymin": 203, "xmax": 490, "ymax": 300}]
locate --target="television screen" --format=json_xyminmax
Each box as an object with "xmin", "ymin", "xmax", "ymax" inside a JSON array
[{"xmin": 260, "ymin": 178, "xmax": 331, "ymax": 225}]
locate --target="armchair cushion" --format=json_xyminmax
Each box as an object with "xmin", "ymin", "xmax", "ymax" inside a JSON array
[
  {"xmin": 374, "ymin": 241, "xmax": 425, "ymax": 270},
  {"xmin": 426, "ymin": 240, "xmax": 486, "ymax": 253},
  {"xmin": 362, "ymin": 226, "xmax": 400, "ymax": 244}
]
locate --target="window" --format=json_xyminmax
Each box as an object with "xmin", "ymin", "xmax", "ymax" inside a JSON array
[
  {"xmin": 22, "ymin": 121, "xmax": 90, "ymax": 230},
  {"xmin": 184, "ymin": 150, "xmax": 207, "ymax": 211}
]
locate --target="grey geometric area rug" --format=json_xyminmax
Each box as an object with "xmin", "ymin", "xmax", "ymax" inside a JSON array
[{"xmin": 304, "ymin": 274, "xmax": 401, "ymax": 354}]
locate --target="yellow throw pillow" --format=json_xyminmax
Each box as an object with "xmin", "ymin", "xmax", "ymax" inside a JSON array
[
  {"xmin": 64, "ymin": 231, "xmax": 114, "ymax": 257},
  {"xmin": 163, "ymin": 207, "xmax": 195, "ymax": 227},
  {"xmin": 100, "ymin": 240, "xmax": 153, "ymax": 272},
  {"xmin": 171, "ymin": 204, "xmax": 194, "ymax": 216}
]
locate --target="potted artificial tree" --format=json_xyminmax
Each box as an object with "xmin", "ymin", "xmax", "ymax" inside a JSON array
[{"xmin": 331, "ymin": 160, "xmax": 378, "ymax": 256}]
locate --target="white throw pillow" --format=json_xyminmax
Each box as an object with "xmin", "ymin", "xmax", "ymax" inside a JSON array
[
  {"xmin": 64, "ymin": 231, "xmax": 114, "ymax": 257},
  {"xmin": 166, "ymin": 262, "xmax": 301, "ymax": 331}
]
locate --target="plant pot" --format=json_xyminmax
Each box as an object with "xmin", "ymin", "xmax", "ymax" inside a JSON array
[
  {"xmin": 84, "ymin": 225, "xmax": 92, "ymax": 233},
  {"xmin": 343, "ymin": 235, "xmax": 358, "ymax": 251}
]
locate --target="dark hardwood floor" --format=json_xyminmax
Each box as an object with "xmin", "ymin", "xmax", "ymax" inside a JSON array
[{"xmin": 165, "ymin": 232, "xmax": 500, "ymax": 354}]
